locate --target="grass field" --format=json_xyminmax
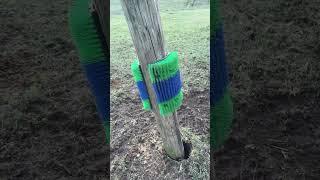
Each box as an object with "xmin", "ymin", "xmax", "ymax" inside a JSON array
[{"xmin": 110, "ymin": 0, "xmax": 210, "ymax": 179}]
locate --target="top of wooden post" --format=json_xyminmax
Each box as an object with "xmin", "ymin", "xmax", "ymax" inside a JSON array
[{"xmin": 91, "ymin": 0, "xmax": 110, "ymax": 49}]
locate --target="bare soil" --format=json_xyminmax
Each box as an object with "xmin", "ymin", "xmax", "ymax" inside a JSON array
[
  {"xmin": 1, "ymin": 0, "xmax": 108, "ymax": 179},
  {"xmin": 1, "ymin": 0, "xmax": 319, "ymax": 179},
  {"xmin": 110, "ymin": 90, "xmax": 209, "ymax": 179},
  {"xmin": 213, "ymin": 0, "xmax": 320, "ymax": 179}
]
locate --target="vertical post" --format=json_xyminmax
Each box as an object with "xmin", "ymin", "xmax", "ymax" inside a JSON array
[
  {"xmin": 120, "ymin": 0, "xmax": 185, "ymax": 159},
  {"xmin": 91, "ymin": 0, "xmax": 110, "ymax": 44}
]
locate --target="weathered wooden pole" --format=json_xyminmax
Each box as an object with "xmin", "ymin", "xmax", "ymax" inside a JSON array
[
  {"xmin": 120, "ymin": 0, "xmax": 185, "ymax": 159},
  {"xmin": 91, "ymin": 0, "xmax": 109, "ymax": 43}
]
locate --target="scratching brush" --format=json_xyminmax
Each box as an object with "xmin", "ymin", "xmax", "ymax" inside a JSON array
[
  {"xmin": 69, "ymin": 0, "xmax": 105, "ymax": 63},
  {"xmin": 68, "ymin": 0, "xmax": 109, "ymax": 143},
  {"xmin": 148, "ymin": 52, "xmax": 183, "ymax": 116},
  {"xmin": 211, "ymin": 12, "xmax": 234, "ymax": 150},
  {"xmin": 211, "ymin": 89, "xmax": 233, "ymax": 149},
  {"xmin": 131, "ymin": 52, "xmax": 184, "ymax": 116},
  {"xmin": 211, "ymin": 0, "xmax": 221, "ymax": 38},
  {"xmin": 131, "ymin": 60, "xmax": 151, "ymax": 110}
]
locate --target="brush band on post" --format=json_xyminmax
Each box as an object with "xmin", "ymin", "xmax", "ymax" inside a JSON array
[
  {"xmin": 148, "ymin": 52, "xmax": 183, "ymax": 116},
  {"xmin": 211, "ymin": 24, "xmax": 228, "ymax": 104},
  {"xmin": 68, "ymin": 0, "xmax": 109, "ymax": 143},
  {"xmin": 211, "ymin": 0, "xmax": 222, "ymax": 38},
  {"xmin": 104, "ymin": 121, "xmax": 110, "ymax": 144},
  {"xmin": 69, "ymin": 0, "xmax": 105, "ymax": 63},
  {"xmin": 210, "ymin": 18, "xmax": 234, "ymax": 149},
  {"xmin": 131, "ymin": 60, "xmax": 151, "ymax": 110},
  {"xmin": 82, "ymin": 61, "xmax": 108, "ymax": 121},
  {"xmin": 211, "ymin": 89, "xmax": 233, "ymax": 149}
]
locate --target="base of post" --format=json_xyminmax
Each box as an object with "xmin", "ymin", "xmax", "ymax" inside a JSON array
[{"xmin": 165, "ymin": 140, "xmax": 192, "ymax": 161}]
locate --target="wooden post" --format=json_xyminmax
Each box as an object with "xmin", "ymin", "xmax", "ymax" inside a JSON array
[
  {"xmin": 91, "ymin": 0, "xmax": 110, "ymax": 51},
  {"xmin": 120, "ymin": 0, "xmax": 185, "ymax": 159}
]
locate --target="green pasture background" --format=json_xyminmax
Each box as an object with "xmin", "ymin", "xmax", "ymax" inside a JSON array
[{"xmin": 110, "ymin": 0, "xmax": 210, "ymax": 100}]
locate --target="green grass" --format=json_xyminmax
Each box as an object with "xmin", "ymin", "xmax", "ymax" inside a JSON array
[
  {"xmin": 111, "ymin": 0, "xmax": 209, "ymax": 15},
  {"xmin": 110, "ymin": 4, "xmax": 209, "ymax": 99}
]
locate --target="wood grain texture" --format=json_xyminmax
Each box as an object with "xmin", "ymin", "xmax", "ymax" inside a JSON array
[
  {"xmin": 92, "ymin": 0, "xmax": 110, "ymax": 49},
  {"xmin": 120, "ymin": 0, "xmax": 185, "ymax": 159}
]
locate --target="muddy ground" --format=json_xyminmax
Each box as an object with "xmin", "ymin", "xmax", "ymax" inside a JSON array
[{"xmin": 1, "ymin": 0, "xmax": 320, "ymax": 179}]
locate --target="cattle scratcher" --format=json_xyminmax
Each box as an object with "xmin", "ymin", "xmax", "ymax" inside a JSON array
[{"xmin": 131, "ymin": 52, "xmax": 184, "ymax": 117}]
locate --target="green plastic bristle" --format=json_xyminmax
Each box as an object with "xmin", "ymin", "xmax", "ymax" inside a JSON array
[
  {"xmin": 158, "ymin": 90, "xmax": 183, "ymax": 116},
  {"xmin": 142, "ymin": 99, "xmax": 151, "ymax": 110},
  {"xmin": 211, "ymin": 89, "xmax": 233, "ymax": 149},
  {"xmin": 68, "ymin": 0, "xmax": 105, "ymax": 63},
  {"xmin": 148, "ymin": 52, "xmax": 180, "ymax": 83},
  {"xmin": 104, "ymin": 121, "xmax": 110, "ymax": 144},
  {"xmin": 131, "ymin": 59, "xmax": 144, "ymax": 82},
  {"xmin": 211, "ymin": 0, "xmax": 222, "ymax": 37},
  {"xmin": 131, "ymin": 60, "xmax": 151, "ymax": 110}
]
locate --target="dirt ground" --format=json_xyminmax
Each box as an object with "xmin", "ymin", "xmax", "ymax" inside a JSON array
[
  {"xmin": 110, "ymin": 89, "xmax": 210, "ymax": 179},
  {"xmin": 1, "ymin": 0, "xmax": 320, "ymax": 179},
  {"xmin": 214, "ymin": 0, "xmax": 320, "ymax": 179},
  {"xmin": 1, "ymin": 0, "xmax": 108, "ymax": 179}
]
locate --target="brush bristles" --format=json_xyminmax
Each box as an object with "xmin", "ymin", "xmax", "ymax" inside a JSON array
[
  {"xmin": 104, "ymin": 121, "xmax": 110, "ymax": 144},
  {"xmin": 131, "ymin": 60, "xmax": 151, "ymax": 110},
  {"xmin": 131, "ymin": 60, "xmax": 144, "ymax": 82},
  {"xmin": 69, "ymin": 0, "xmax": 105, "ymax": 63},
  {"xmin": 142, "ymin": 99, "xmax": 151, "ymax": 110},
  {"xmin": 131, "ymin": 52, "xmax": 184, "ymax": 115},
  {"xmin": 69, "ymin": 0, "xmax": 109, "ymax": 143},
  {"xmin": 148, "ymin": 52, "xmax": 180, "ymax": 83},
  {"xmin": 158, "ymin": 90, "xmax": 183, "ymax": 116},
  {"xmin": 211, "ymin": 89, "xmax": 233, "ymax": 149},
  {"xmin": 211, "ymin": 0, "xmax": 222, "ymax": 37},
  {"xmin": 148, "ymin": 52, "xmax": 184, "ymax": 116}
]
